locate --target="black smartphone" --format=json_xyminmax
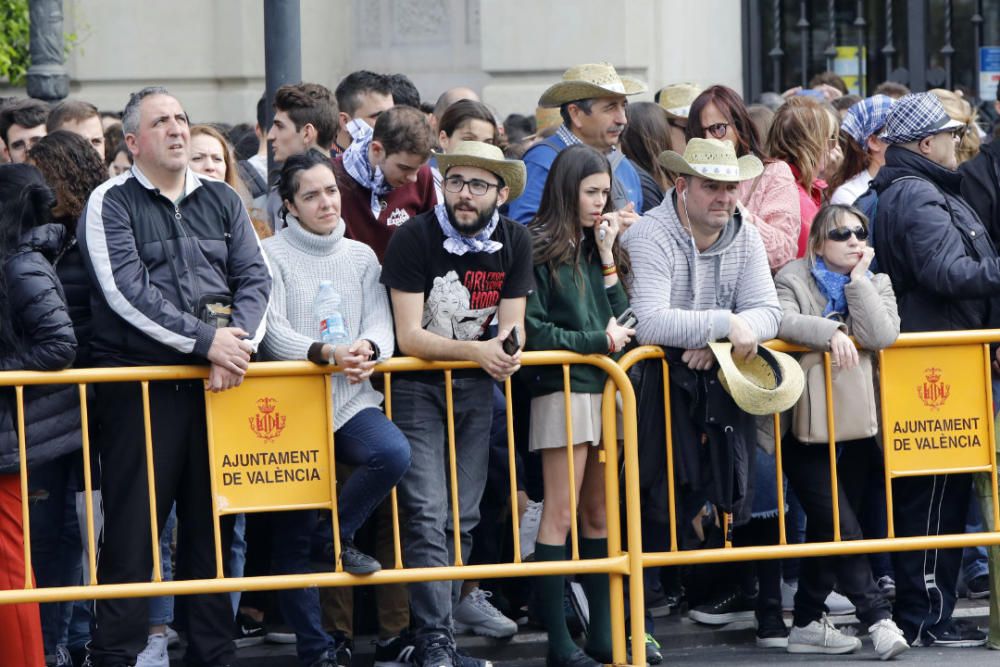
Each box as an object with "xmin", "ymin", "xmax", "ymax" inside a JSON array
[
  {"xmin": 502, "ymin": 326, "xmax": 521, "ymax": 356},
  {"xmin": 617, "ymin": 308, "xmax": 638, "ymax": 329}
]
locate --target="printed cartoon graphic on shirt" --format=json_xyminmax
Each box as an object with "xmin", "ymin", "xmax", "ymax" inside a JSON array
[{"xmin": 421, "ymin": 270, "xmax": 498, "ymax": 340}]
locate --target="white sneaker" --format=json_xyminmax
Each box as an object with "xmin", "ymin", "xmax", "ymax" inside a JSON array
[
  {"xmin": 868, "ymin": 618, "xmax": 909, "ymax": 661},
  {"xmin": 453, "ymin": 588, "xmax": 518, "ymax": 638},
  {"xmin": 825, "ymin": 589, "xmax": 856, "ymax": 616},
  {"xmin": 135, "ymin": 632, "xmax": 169, "ymax": 667},
  {"xmin": 164, "ymin": 625, "xmax": 180, "ymax": 648},
  {"xmin": 780, "ymin": 579, "xmax": 856, "ymax": 615},
  {"xmin": 781, "ymin": 580, "xmax": 797, "ymax": 611},
  {"xmin": 519, "ymin": 500, "xmax": 542, "ymax": 560},
  {"xmin": 787, "ymin": 615, "xmax": 862, "ymax": 654}
]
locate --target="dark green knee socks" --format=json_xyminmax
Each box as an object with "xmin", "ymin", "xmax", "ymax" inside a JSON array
[
  {"xmin": 580, "ymin": 537, "xmax": 611, "ymax": 659},
  {"xmin": 533, "ymin": 541, "xmax": 579, "ymax": 659}
]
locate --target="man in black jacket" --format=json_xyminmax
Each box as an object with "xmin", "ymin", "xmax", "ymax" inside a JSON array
[
  {"xmin": 871, "ymin": 93, "xmax": 990, "ymax": 648},
  {"xmin": 79, "ymin": 86, "xmax": 271, "ymax": 667}
]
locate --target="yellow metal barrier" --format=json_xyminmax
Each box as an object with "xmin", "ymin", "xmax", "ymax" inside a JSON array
[
  {"xmin": 0, "ymin": 352, "xmax": 643, "ymax": 666},
  {"xmin": 5, "ymin": 331, "xmax": 1000, "ymax": 665},
  {"xmin": 616, "ymin": 330, "xmax": 1000, "ymax": 664}
]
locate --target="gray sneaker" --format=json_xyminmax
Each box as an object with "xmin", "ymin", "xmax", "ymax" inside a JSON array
[
  {"xmin": 787, "ymin": 615, "xmax": 862, "ymax": 654},
  {"xmin": 453, "ymin": 588, "xmax": 517, "ymax": 638}
]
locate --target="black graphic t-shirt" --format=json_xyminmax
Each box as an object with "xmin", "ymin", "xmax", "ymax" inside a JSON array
[{"xmin": 381, "ymin": 210, "xmax": 535, "ymax": 348}]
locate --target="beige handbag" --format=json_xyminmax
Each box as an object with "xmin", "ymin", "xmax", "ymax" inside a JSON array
[{"xmin": 791, "ymin": 351, "xmax": 878, "ymax": 443}]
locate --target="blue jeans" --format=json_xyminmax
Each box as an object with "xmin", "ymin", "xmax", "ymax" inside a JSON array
[
  {"xmin": 391, "ymin": 375, "xmax": 494, "ymax": 643},
  {"xmin": 148, "ymin": 506, "xmax": 177, "ymax": 626},
  {"xmin": 335, "ymin": 407, "xmax": 411, "ymax": 541},
  {"xmin": 29, "ymin": 452, "xmax": 84, "ymax": 653},
  {"xmin": 962, "ymin": 497, "xmax": 989, "ymax": 582},
  {"xmin": 272, "ymin": 407, "xmax": 410, "ymax": 665}
]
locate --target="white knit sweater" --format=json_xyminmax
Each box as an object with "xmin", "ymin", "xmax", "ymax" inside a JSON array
[{"xmin": 261, "ymin": 215, "xmax": 394, "ymax": 427}]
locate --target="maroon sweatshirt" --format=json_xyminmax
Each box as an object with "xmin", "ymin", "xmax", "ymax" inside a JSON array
[{"xmin": 333, "ymin": 156, "xmax": 438, "ymax": 262}]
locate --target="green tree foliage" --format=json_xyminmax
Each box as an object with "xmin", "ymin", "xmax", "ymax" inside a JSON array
[{"xmin": 0, "ymin": 0, "xmax": 31, "ymax": 85}]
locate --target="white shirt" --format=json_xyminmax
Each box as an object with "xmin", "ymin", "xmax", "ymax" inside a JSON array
[{"xmin": 830, "ymin": 170, "xmax": 873, "ymax": 206}]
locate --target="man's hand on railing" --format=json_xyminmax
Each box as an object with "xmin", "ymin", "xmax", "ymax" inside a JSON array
[
  {"xmin": 681, "ymin": 347, "xmax": 716, "ymax": 371},
  {"xmin": 475, "ymin": 329, "xmax": 522, "ymax": 381},
  {"xmin": 207, "ymin": 363, "xmax": 244, "ymax": 392},
  {"xmin": 728, "ymin": 314, "xmax": 759, "ymax": 361},
  {"xmin": 207, "ymin": 327, "xmax": 252, "ymax": 375}
]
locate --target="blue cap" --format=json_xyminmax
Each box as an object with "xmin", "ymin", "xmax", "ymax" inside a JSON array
[
  {"xmin": 878, "ymin": 93, "xmax": 964, "ymax": 145},
  {"xmin": 841, "ymin": 95, "xmax": 896, "ymax": 147}
]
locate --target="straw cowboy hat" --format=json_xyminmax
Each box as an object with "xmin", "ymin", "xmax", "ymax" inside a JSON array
[
  {"xmin": 538, "ymin": 62, "xmax": 648, "ymax": 108},
  {"xmin": 436, "ymin": 141, "xmax": 527, "ymax": 201},
  {"xmin": 657, "ymin": 83, "xmax": 703, "ymax": 119},
  {"xmin": 658, "ymin": 137, "xmax": 764, "ymax": 183},
  {"xmin": 708, "ymin": 342, "xmax": 805, "ymax": 416}
]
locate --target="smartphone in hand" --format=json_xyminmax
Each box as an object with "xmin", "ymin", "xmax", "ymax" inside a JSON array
[
  {"xmin": 501, "ymin": 326, "xmax": 521, "ymax": 356},
  {"xmin": 617, "ymin": 308, "xmax": 638, "ymax": 329}
]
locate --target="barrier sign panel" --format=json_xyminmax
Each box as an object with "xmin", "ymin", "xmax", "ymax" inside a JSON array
[
  {"xmin": 881, "ymin": 345, "xmax": 992, "ymax": 475},
  {"xmin": 206, "ymin": 375, "xmax": 333, "ymax": 511}
]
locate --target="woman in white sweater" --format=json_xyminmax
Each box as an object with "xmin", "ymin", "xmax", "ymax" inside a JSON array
[{"xmin": 261, "ymin": 151, "xmax": 410, "ymax": 593}]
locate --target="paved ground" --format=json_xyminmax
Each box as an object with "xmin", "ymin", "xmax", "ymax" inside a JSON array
[{"xmin": 161, "ymin": 600, "xmax": 995, "ymax": 666}]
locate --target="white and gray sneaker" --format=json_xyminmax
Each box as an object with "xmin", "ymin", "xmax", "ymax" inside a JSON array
[
  {"xmin": 868, "ymin": 618, "xmax": 909, "ymax": 661},
  {"xmin": 453, "ymin": 588, "xmax": 518, "ymax": 638},
  {"xmin": 135, "ymin": 632, "xmax": 170, "ymax": 667},
  {"xmin": 787, "ymin": 614, "xmax": 862, "ymax": 655}
]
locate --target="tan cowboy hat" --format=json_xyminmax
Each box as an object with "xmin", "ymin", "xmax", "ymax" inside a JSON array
[
  {"xmin": 535, "ymin": 106, "xmax": 562, "ymax": 132},
  {"xmin": 658, "ymin": 137, "xmax": 764, "ymax": 183},
  {"xmin": 436, "ymin": 141, "xmax": 527, "ymax": 201},
  {"xmin": 657, "ymin": 83, "xmax": 703, "ymax": 119},
  {"xmin": 538, "ymin": 62, "xmax": 648, "ymax": 108},
  {"xmin": 708, "ymin": 342, "xmax": 805, "ymax": 416}
]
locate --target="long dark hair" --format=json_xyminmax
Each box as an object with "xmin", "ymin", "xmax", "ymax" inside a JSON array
[
  {"xmin": 529, "ymin": 144, "xmax": 629, "ymax": 286},
  {"xmin": 28, "ymin": 130, "xmax": 107, "ymax": 225},
  {"xmin": 619, "ymin": 102, "xmax": 675, "ymax": 189},
  {"xmin": 0, "ymin": 164, "xmax": 56, "ymax": 354},
  {"xmin": 686, "ymin": 85, "xmax": 769, "ymax": 160}
]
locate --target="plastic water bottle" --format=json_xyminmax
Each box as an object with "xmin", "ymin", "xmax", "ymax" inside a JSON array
[{"xmin": 314, "ymin": 281, "xmax": 350, "ymax": 345}]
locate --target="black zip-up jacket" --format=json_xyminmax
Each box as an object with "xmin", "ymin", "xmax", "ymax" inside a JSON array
[
  {"xmin": 0, "ymin": 224, "xmax": 81, "ymax": 473},
  {"xmin": 871, "ymin": 145, "xmax": 1000, "ymax": 333},
  {"xmin": 78, "ymin": 166, "xmax": 271, "ymax": 367},
  {"xmin": 959, "ymin": 139, "xmax": 1000, "ymax": 248}
]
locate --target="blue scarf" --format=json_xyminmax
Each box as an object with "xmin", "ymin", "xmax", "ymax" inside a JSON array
[
  {"xmin": 341, "ymin": 119, "xmax": 392, "ymax": 218},
  {"xmin": 433, "ymin": 203, "xmax": 502, "ymax": 255},
  {"xmin": 811, "ymin": 257, "xmax": 869, "ymax": 317}
]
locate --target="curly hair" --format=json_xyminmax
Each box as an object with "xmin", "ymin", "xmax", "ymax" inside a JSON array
[{"xmin": 28, "ymin": 130, "xmax": 107, "ymax": 223}]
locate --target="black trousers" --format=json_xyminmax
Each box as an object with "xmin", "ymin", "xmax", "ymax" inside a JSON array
[
  {"xmin": 781, "ymin": 437, "xmax": 892, "ymax": 628},
  {"xmin": 890, "ymin": 472, "xmax": 972, "ymax": 641},
  {"xmin": 89, "ymin": 381, "xmax": 235, "ymax": 667}
]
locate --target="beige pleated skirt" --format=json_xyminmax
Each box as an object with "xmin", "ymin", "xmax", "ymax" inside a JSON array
[{"xmin": 528, "ymin": 391, "xmax": 623, "ymax": 452}]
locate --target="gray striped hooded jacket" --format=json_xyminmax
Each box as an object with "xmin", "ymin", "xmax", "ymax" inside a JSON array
[{"xmin": 621, "ymin": 190, "xmax": 781, "ymax": 349}]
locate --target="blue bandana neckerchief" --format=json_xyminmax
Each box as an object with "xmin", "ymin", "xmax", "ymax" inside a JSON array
[
  {"xmin": 811, "ymin": 257, "xmax": 871, "ymax": 317},
  {"xmin": 341, "ymin": 119, "xmax": 392, "ymax": 218},
  {"xmin": 434, "ymin": 203, "xmax": 502, "ymax": 255}
]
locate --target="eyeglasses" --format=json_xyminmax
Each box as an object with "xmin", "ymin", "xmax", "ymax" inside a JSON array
[
  {"xmin": 705, "ymin": 122, "xmax": 730, "ymax": 139},
  {"xmin": 443, "ymin": 175, "xmax": 500, "ymax": 196},
  {"xmin": 826, "ymin": 226, "xmax": 869, "ymax": 242}
]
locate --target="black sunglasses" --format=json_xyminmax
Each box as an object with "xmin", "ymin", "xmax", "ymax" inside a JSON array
[{"xmin": 827, "ymin": 226, "xmax": 869, "ymax": 242}]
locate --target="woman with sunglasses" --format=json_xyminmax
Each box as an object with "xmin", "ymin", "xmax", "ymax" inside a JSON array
[
  {"xmin": 772, "ymin": 204, "xmax": 907, "ymax": 659},
  {"xmin": 687, "ymin": 85, "xmax": 801, "ymax": 272},
  {"xmin": 766, "ymin": 97, "xmax": 841, "ymax": 258}
]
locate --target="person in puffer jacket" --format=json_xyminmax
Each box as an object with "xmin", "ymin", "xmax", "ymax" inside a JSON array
[{"xmin": 0, "ymin": 163, "xmax": 81, "ymax": 667}]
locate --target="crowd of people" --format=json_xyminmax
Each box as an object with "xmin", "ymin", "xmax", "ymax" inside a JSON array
[{"xmin": 0, "ymin": 61, "xmax": 999, "ymax": 667}]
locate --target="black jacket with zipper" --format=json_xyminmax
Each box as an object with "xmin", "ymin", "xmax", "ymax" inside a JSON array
[{"xmin": 77, "ymin": 166, "xmax": 271, "ymax": 367}]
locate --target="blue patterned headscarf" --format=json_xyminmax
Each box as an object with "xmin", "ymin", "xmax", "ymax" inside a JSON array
[{"xmin": 811, "ymin": 257, "xmax": 871, "ymax": 317}]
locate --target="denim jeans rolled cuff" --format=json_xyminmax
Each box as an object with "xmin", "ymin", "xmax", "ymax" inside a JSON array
[
  {"xmin": 390, "ymin": 375, "xmax": 493, "ymax": 637},
  {"xmin": 334, "ymin": 407, "xmax": 411, "ymax": 542}
]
